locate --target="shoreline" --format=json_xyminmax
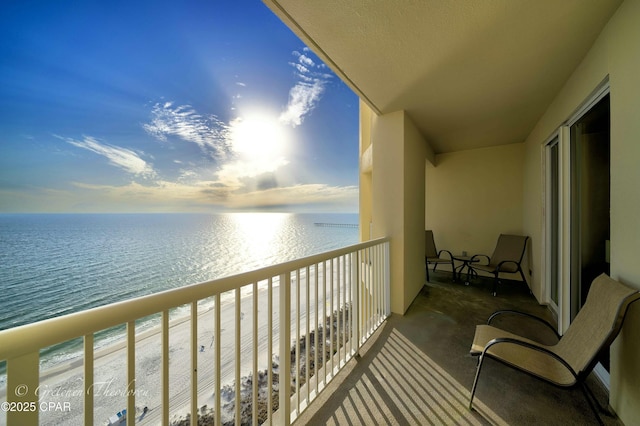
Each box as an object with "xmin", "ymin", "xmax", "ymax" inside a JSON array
[
  {"xmin": 1, "ymin": 286, "xmax": 246, "ymax": 389},
  {"xmin": 1, "ymin": 301, "xmax": 214, "ymax": 391},
  {"xmin": 0, "ymin": 283, "xmax": 288, "ymax": 425},
  {"xmin": 1, "ymin": 289, "xmax": 269, "ymax": 426},
  {"xmin": 39, "ymin": 306, "xmax": 199, "ymax": 383},
  {"xmin": 1, "ymin": 270, "xmax": 347, "ymax": 425}
]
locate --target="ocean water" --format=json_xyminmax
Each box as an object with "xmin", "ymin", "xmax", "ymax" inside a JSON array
[{"xmin": 0, "ymin": 212, "xmax": 358, "ymax": 375}]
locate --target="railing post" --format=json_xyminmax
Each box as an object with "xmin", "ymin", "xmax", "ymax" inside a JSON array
[
  {"xmin": 214, "ymin": 294, "xmax": 222, "ymax": 426},
  {"xmin": 252, "ymin": 281, "xmax": 259, "ymax": 425},
  {"xmin": 350, "ymin": 251, "xmax": 360, "ymax": 356},
  {"xmin": 191, "ymin": 301, "xmax": 198, "ymax": 425},
  {"xmin": 84, "ymin": 334, "xmax": 94, "ymax": 425},
  {"xmin": 162, "ymin": 310, "xmax": 170, "ymax": 425},
  {"xmin": 267, "ymin": 278, "xmax": 273, "ymax": 424},
  {"xmin": 384, "ymin": 241, "xmax": 391, "ymax": 316},
  {"xmin": 279, "ymin": 273, "xmax": 291, "ymax": 425},
  {"xmin": 235, "ymin": 288, "xmax": 241, "ymax": 425},
  {"xmin": 6, "ymin": 351, "xmax": 39, "ymax": 425},
  {"xmin": 126, "ymin": 321, "xmax": 136, "ymax": 426}
]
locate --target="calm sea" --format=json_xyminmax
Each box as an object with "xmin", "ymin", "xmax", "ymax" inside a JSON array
[{"xmin": 0, "ymin": 212, "xmax": 358, "ymax": 375}]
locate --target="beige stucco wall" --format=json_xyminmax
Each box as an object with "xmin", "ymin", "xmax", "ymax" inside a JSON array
[
  {"xmin": 608, "ymin": 3, "xmax": 640, "ymax": 419},
  {"xmin": 426, "ymin": 144, "xmax": 526, "ymax": 277},
  {"xmin": 521, "ymin": 0, "xmax": 640, "ymax": 422},
  {"xmin": 359, "ymin": 100, "xmax": 373, "ymax": 242},
  {"xmin": 402, "ymin": 113, "xmax": 430, "ymax": 312},
  {"xmin": 361, "ymin": 108, "xmax": 429, "ymax": 314}
]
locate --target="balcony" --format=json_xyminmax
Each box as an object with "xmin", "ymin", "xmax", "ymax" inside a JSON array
[
  {"xmin": 1, "ymin": 242, "xmax": 618, "ymax": 425},
  {"xmin": 296, "ymin": 270, "xmax": 620, "ymax": 426}
]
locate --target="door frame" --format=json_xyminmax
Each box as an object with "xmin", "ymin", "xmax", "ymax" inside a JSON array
[
  {"xmin": 543, "ymin": 132, "xmax": 561, "ymax": 323},
  {"xmin": 542, "ymin": 79, "xmax": 610, "ymax": 386},
  {"xmin": 566, "ymin": 81, "xmax": 611, "ymax": 387},
  {"xmin": 543, "ymin": 79, "xmax": 609, "ymax": 329}
]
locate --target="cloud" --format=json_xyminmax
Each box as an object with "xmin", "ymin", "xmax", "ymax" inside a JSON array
[
  {"xmin": 56, "ymin": 48, "xmax": 345, "ymax": 213},
  {"xmin": 298, "ymin": 54, "xmax": 315, "ymax": 68},
  {"xmin": 67, "ymin": 180, "xmax": 357, "ymax": 212},
  {"xmin": 143, "ymin": 101, "xmax": 294, "ymax": 188},
  {"xmin": 61, "ymin": 135, "xmax": 157, "ymax": 178},
  {"xmin": 143, "ymin": 102, "xmax": 230, "ymax": 158},
  {"xmin": 279, "ymin": 49, "xmax": 332, "ymax": 127},
  {"xmin": 215, "ymin": 156, "xmax": 289, "ymax": 188},
  {"xmin": 224, "ymin": 183, "xmax": 358, "ymax": 210}
]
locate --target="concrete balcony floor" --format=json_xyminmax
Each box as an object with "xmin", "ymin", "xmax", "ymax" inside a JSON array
[{"xmin": 295, "ymin": 271, "xmax": 620, "ymax": 425}]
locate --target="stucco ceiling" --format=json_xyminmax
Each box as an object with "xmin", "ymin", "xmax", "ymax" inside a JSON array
[{"xmin": 263, "ymin": 0, "xmax": 621, "ymax": 153}]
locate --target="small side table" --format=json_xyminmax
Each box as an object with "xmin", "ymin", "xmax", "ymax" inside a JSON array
[{"xmin": 452, "ymin": 255, "xmax": 479, "ymax": 285}]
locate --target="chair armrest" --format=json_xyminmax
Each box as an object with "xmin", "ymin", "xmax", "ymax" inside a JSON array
[
  {"xmin": 470, "ymin": 254, "xmax": 490, "ymax": 264},
  {"xmin": 496, "ymin": 259, "xmax": 521, "ymax": 272},
  {"xmin": 488, "ymin": 310, "xmax": 560, "ymax": 340},
  {"xmin": 481, "ymin": 337, "xmax": 578, "ymax": 381},
  {"xmin": 437, "ymin": 249, "xmax": 454, "ymax": 259}
]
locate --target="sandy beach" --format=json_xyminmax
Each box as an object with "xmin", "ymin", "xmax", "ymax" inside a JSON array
[
  {"xmin": 2, "ymin": 274, "xmax": 343, "ymax": 426},
  {"xmin": 38, "ymin": 287, "xmax": 273, "ymax": 426}
]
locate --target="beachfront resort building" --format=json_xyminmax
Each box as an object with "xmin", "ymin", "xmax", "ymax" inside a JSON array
[{"xmin": 2, "ymin": 0, "xmax": 640, "ymax": 424}]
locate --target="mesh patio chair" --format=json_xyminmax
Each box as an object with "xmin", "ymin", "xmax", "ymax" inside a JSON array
[
  {"xmin": 469, "ymin": 234, "xmax": 529, "ymax": 296},
  {"xmin": 469, "ymin": 273, "xmax": 640, "ymax": 425},
  {"xmin": 425, "ymin": 230, "xmax": 454, "ymax": 282}
]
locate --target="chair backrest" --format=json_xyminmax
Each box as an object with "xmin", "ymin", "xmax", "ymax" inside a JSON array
[
  {"xmin": 556, "ymin": 274, "xmax": 640, "ymax": 377},
  {"xmin": 425, "ymin": 230, "xmax": 437, "ymax": 258},
  {"xmin": 491, "ymin": 234, "xmax": 528, "ymax": 267}
]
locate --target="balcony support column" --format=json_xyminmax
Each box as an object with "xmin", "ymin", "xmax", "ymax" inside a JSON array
[
  {"xmin": 361, "ymin": 106, "xmax": 430, "ymax": 314},
  {"xmin": 278, "ymin": 272, "xmax": 291, "ymax": 424},
  {"xmin": 6, "ymin": 351, "xmax": 39, "ymax": 425}
]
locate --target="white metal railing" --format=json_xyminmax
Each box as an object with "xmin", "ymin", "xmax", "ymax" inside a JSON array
[{"xmin": 0, "ymin": 237, "xmax": 390, "ymax": 425}]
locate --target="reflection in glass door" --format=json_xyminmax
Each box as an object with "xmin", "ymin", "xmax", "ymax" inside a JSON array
[
  {"xmin": 569, "ymin": 93, "xmax": 610, "ymax": 373},
  {"xmin": 569, "ymin": 94, "xmax": 610, "ymax": 319}
]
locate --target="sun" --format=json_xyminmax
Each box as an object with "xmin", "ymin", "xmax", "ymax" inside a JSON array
[
  {"xmin": 228, "ymin": 112, "xmax": 289, "ymax": 161},
  {"xmin": 216, "ymin": 110, "xmax": 292, "ymax": 185}
]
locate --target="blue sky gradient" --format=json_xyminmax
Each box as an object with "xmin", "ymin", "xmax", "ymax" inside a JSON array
[{"xmin": 0, "ymin": 1, "xmax": 359, "ymax": 213}]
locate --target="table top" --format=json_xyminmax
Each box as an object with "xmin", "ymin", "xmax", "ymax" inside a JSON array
[{"xmin": 452, "ymin": 254, "xmax": 478, "ymax": 262}]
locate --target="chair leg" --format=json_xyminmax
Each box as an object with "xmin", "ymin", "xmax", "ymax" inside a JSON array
[
  {"xmin": 426, "ymin": 261, "xmax": 430, "ymax": 282},
  {"xmin": 518, "ymin": 267, "xmax": 533, "ymax": 294},
  {"xmin": 519, "ymin": 267, "xmax": 528, "ymax": 286},
  {"xmin": 492, "ymin": 272, "xmax": 499, "ymax": 296},
  {"xmin": 580, "ymin": 382, "xmax": 605, "ymax": 426},
  {"xmin": 471, "ymin": 359, "xmax": 606, "ymax": 424},
  {"xmin": 466, "ymin": 265, "xmax": 475, "ymax": 285},
  {"xmin": 469, "ymin": 355, "xmax": 485, "ymax": 410}
]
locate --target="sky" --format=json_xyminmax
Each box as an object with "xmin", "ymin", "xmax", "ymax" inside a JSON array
[{"xmin": 0, "ymin": 0, "xmax": 359, "ymax": 213}]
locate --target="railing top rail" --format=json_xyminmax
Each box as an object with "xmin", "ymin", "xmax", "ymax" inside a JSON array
[{"xmin": 0, "ymin": 237, "xmax": 389, "ymax": 361}]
